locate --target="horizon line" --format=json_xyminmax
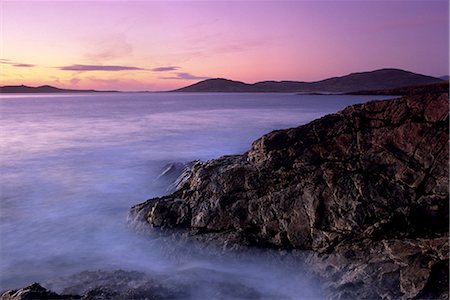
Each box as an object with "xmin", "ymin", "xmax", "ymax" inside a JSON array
[{"xmin": 1, "ymin": 67, "xmax": 448, "ymax": 93}]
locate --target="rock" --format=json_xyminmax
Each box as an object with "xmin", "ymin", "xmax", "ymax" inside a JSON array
[
  {"xmin": 6, "ymin": 268, "xmax": 274, "ymax": 300},
  {"xmin": 0, "ymin": 283, "xmax": 80, "ymax": 300},
  {"xmin": 0, "ymin": 271, "xmax": 188, "ymax": 300},
  {"xmin": 305, "ymin": 237, "xmax": 449, "ymax": 299},
  {"xmin": 131, "ymin": 93, "xmax": 449, "ymax": 299},
  {"xmin": 153, "ymin": 161, "xmax": 200, "ymax": 193}
]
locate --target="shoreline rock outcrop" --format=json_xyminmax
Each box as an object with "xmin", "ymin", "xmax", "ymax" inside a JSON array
[{"xmin": 131, "ymin": 93, "xmax": 449, "ymax": 299}]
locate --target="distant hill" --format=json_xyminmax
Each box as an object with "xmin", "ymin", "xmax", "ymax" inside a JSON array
[
  {"xmin": 173, "ymin": 69, "xmax": 443, "ymax": 93},
  {"xmin": 0, "ymin": 85, "xmax": 117, "ymax": 93},
  {"xmin": 3, "ymin": 69, "xmax": 444, "ymax": 94},
  {"xmin": 348, "ymin": 81, "xmax": 449, "ymax": 96},
  {"xmin": 439, "ymin": 75, "xmax": 449, "ymax": 80},
  {"xmin": 173, "ymin": 78, "xmax": 253, "ymax": 92}
]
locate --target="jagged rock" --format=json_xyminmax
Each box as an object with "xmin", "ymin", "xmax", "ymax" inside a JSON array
[
  {"xmin": 305, "ymin": 237, "xmax": 449, "ymax": 299},
  {"xmin": 154, "ymin": 161, "xmax": 200, "ymax": 193},
  {"xmin": 131, "ymin": 93, "xmax": 449, "ymax": 299}
]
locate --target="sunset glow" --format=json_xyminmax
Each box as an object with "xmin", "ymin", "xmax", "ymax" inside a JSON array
[{"xmin": 1, "ymin": 0, "xmax": 449, "ymax": 91}]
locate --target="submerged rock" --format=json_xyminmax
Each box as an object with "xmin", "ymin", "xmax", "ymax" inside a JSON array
[
  {"xmin": 131, "ymin": 93, "xmax": 449, "ymax": 299},
  {"xmin": 0, "ymin": 271, "xmax": 187, "ymax": 300},
  {"xmin": 53, "ymin": 270, "xmax": 188, "ymax": 300},
  {"xmin": 2, "ymin": 267, "xmax": 292, "ymax": 300},
  {"xmin": 0, "ymin": 283, "xmax": 80, "ymax": 300}
]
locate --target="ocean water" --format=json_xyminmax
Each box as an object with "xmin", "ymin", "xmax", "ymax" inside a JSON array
[{"xmin": 0, "ymin": 92, "xmax": 393, "ymax": 298}]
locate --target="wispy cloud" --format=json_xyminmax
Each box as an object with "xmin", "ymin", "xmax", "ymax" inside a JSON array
[
  {"xmin": 12, "ymin": 63, "xmax": 35, "ymax": 67},
  {"xmin": 160, "ymin": 72, "xmax": 210, "ymax": 80},
  {"xmin": 0, "ymin": 59, "xmax": 35, "ymax": 68},
  {"xmin": 151, "ymin": 66, "xmax": 179, "ymax": 72},
  {"xmin": 85, "ymin": 33, "xmax": 133, "ymax": 62},
  {"xmin": 59, "ymin": 64, "xmax": 147, "ymax": 71}
]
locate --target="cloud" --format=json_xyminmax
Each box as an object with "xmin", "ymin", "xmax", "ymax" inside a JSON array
[
  {"xmin": 59, "ymin": 64, "xmax": 146, "ymax": 71},
  {"xmin": 160, "ymin": 72, "xmax": 210, "ymax": 80},
  {"xmin": 12, "ymin": 63, "xmax": 35, "ymax": 67},
  {"xmin": 0, "ymin": 59, "xmax": 35, "ymax": 68},
  {"xmin": 151, "ymin": 66, "xmax": 179, "ymax": 72},
  {"xmin": 85, "ymin": 33, "xmax": 133, "ymax": 62}
]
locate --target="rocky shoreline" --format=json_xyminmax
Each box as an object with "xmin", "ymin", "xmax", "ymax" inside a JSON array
[
  {"xmin": 3, "ymin": 93, "xmax": 448, "ymax": 300},
  {"xmin": 130, "ymin": 93, "xmax": 449, "ymax": 299}
]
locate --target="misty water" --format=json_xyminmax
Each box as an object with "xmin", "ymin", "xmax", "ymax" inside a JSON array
[{"xmin": 0, "ymin": 93, "xmax": 393, "ymax": 298}]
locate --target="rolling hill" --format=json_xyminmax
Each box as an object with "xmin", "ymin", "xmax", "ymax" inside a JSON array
[
  {"xmin": 0, "ymin": 85, "xmax": 117, "ymax": 93},
  {"xmin": 173, "ymin": 69, "xmax": 443, "ymax": 93}
]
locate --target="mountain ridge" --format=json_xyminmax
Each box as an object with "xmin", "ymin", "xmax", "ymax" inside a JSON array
[
  {"xmin": 173, "ymin": 68, "xmax": 443, "ymax": 93},
  {"xmin": 1, "ymin": 69, "xmax": 444, "ymax": 94},
  {"xmin": 0, "ymin": 85, "xmax": 118, "ymax": 94}
]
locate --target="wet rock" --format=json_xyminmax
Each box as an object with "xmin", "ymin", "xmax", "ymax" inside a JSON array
[
  {"xmin": 0, "ymin": 283, "xmax": 80, "ymax": 300},
  {"xmin": 131, "ymin": 93, "xmax": 449, "ymax": 299},
  {"xmin": 1, "ymin": 271, "xmax": 187, "ymax": 300},
  {"xmin": 305, "ymin": 237, "xmax": 449, "ymax": 299},
  {"xmin": 15, "ymin": 268, "xmax": 273, "ymax": 300},
  {"xmin": 154, "ymin": 161, "xmax": 200, "ymax": 193},
  {"xmin": 55, "ymin": 270, "xmax": 187, "ymax": 300}
]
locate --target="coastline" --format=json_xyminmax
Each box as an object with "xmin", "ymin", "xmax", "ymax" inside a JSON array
[
  {"xmin": 2, "ymin": 92, "xmax": 448, "ymax": 299},
  {"xmin": 130, "ymin": 92, "xmax": 449, "ymax": 299}
]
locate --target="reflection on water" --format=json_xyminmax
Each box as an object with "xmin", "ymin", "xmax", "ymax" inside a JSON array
[{"xmin": 0, "ymin": 92, "xmax": 393, "ymax": 297}]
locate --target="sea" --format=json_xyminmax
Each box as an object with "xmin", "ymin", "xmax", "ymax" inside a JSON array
[{"xmin": 0, "ymin": 92, "xmax": 393, "ymax": 298}]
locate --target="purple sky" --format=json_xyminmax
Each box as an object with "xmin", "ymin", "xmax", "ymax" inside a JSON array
[{"xmin": 1, "ymin": 0, "xmax": 449, "ymax": 91}]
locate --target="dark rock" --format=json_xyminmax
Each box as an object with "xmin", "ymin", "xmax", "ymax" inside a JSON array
[
  {"xmin": 1, "ymin": 271, "xmax": 188, "ymax": 300},
  {"xmin": 0, "ymin": 283, "xmax": 80, "ymax": 300},
  {"xmin": 153, "ymin": 161, "xmax": 199, "ymax": 193},
  {"xmin": 56, "ymin": 270, "xmax": 187, "ymax": 300},
  {"xmin": 21, "ymin": 268, "xmax": 273, "ymax": 300},
  {"xmin": 306, "ymin": 237, "xmax": 449, "ymax": 299},
  {"xmin": 131, "ymin": 93, "xmax": 449, "ymax": 299}
]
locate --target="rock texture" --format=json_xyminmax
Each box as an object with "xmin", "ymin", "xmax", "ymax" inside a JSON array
[
  {"xmin": 306, "ymin": 237, "xmax": 448, "ymax": 299},
  {"xmin": 0, "ymin": 283, "xmax": 80, "ymax": 300},
  {"xmin": 131, "ymin": 93, "xmax": 449, "ymax": 299},
  {"xmin": 1, "ymin": 269, "xmax": 280, "ymax": 300}
]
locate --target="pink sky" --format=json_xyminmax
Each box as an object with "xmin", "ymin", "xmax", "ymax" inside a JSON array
[{"xmin": 1, "ymin": 0, "xmax": 448, "ymax": 91}]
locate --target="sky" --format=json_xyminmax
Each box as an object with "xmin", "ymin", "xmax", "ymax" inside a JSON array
[{"xmin": 0, "ymin": 0, "xmax": 449, "ymax": 91}]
